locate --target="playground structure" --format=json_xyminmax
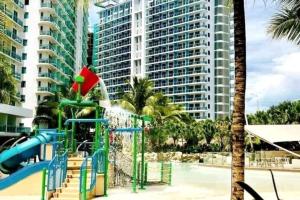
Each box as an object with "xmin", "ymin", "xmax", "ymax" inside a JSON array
[{"xmin": 0, "ymin": 67, "xmax": 173, "ymax": 199}]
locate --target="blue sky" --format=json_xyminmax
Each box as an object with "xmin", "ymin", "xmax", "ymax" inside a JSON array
[{"xmin": 88, "ymin": 1, "xmax": 300, "ymax": 114}]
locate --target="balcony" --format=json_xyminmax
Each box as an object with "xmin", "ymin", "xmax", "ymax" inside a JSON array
[
  {"xmin": 39, "ymin": 44, "xmax": 56, "ymax": 54},
  {"xmin": 37, "ymin": 86, "xmax": 56, "ymax": 94},
  {"xmin": 0, "ymin": 47, "xmax": 22, "ymax": 62},
  {"xmin": 0, "ymin": 125, "xmax": 31, "ymax": 134},
  {"xmin": 0, "ymin": 4, "xmax": 23, "ymax": 27},
  {"xmin": 39, "ymin": 30, "xmax": 60, "ymax": 43},
  {"xmin": 13, "ymin": 72, "xmax": 21, "ymax": 80},
  {"xmin": 0, "ymin": 27, "xmax": 23, "ymax": 45},
  {"xmin": 40, "ymin": 2, "xmax": 55, "ymax": 9},
  {"xmin": 12, "ymin": 0, "xmax": 25, "ymax": 8}
]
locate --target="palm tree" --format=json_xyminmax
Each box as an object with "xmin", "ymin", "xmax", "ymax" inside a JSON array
[
  {"xmin": 33, "ymin": 87, "xmax": 72, "ymax": 128},
  {"xmin": 0, "ymin": 55, "xmax": 18, "ymax": 104},
  {"xmin": 118, "ymin": 77, "xmax": 154, "ymax": 115},
  {"xmin": 268, "ymin": 0, "xmax": 300, "ymax": 44},
  {"xmin": 231, "ymin": 0, "xmax": 247, "ymax": 199}
]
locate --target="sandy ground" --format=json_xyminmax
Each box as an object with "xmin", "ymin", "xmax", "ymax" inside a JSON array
[{"xmin": 3, "ymin": 163, "xmax": 300, "ymax": 200}]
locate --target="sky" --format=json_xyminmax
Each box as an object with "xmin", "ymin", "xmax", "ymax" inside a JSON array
[{"xmin": 88, "ymin": 1, "xmax": 300, "ymax": 114}]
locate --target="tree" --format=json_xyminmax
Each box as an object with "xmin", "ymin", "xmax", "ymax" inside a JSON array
[
  {"xmin": 0, "ymin": 56, "xmax": 18, "ymax": 104},
  {"xmin": 33, "ymin": 87, "xmax": 72, "ymax": 128},
  {"xmin": 118, "ymin": 77, "xmax": 154, "ymax": 115},
  {"xmin": 200, "ymin": 120, "xmax": 216, "ymax": 145},
  {"xmin": 231, "ymin": 0, "xmax": 247, "ymax": 199},
  {"xmin": 215, "ymin": 118, "xmax": 231, "ymax": 152},
  {"xmin": 268, "ymin": 0, "xmax": 300, "ymax": 44}
]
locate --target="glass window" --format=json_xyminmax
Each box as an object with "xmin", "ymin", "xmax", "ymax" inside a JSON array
[
  {"xmin": 24, "ymin": 26, "xmax": 28, "ymax": 32},
  {"xmin": 24, "ymin": 12, "xmax": 29, "ymax": 19}
]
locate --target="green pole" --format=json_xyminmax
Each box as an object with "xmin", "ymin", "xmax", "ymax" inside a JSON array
[
  {"xmin": 168, "ymin": 162, "xmax": 172, "ymax": 186},
  {"xmin": 64, "ymin": 126, "xmax": 68, "ymax": 150},
  {"xmin": 58, "ymin": 107, "xmax": 62, "ymax": 153},
  {"xmin": 71, "ymin": 111, "xmax": 76, "ymax": 152},
  {"xmin": 144, "ymin": 162, "xmax": 148, "ymax": 185},
  {"xmin": 132, "ymin": 116, "xmax": 138, "ymax": 193},
  {"xmin": 41, "ymin": 168, "xmax": 47, "ymax": 200},
  {"xmin": 160, "ymin": 161, "xmax": 163, "ymax": 183},
  {"xmin": 104, "ymin": 126, "xmax": 109, "ymax": 196},
  {"xmin": 81, "ymin": 167, "xmax": 87, "ymax": 200},
  {"xmin": 140, "ymin": 119, "xmax": 145, "ymax": 189},
  {"xmin": 95, "ymin": 106, "xmax": 100, "ymax": 151}
]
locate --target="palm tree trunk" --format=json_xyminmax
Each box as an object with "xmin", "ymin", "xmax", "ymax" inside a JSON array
[{"xmin": 231, "ymin": 0, "xmax": 247, "ymax": 200}]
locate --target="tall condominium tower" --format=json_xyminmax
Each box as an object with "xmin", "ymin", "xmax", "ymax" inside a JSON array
[
  {"xmin": 0, "ymin": 0, "xmax": 33, "ymax": 136},
  {"xmin": 21, "ymin": 0, "xmax": 89, "ymax": 127},
  {"xmin": 94, "ymin": 0, "xmax": 233, "ymax": 120}
]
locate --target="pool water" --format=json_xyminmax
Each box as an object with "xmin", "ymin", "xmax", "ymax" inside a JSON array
[{"xmin": 107, "ymin": 163, "xmax": 300, "ymax": 200}]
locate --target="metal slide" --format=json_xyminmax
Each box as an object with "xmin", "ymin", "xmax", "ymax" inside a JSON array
[{"xmin": 0, "ymin": 132, "xmax": 52, "ymax": 174}]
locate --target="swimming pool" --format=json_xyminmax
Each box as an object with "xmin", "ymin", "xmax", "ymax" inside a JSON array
[{"xmin": 106, "ymin": 163, "xmax": 300, "ymax": 200}]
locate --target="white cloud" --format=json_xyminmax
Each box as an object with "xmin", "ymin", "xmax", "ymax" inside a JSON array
[{"xmin": 246, "ymin": 52, "xmax": 300, "ymax": 113}]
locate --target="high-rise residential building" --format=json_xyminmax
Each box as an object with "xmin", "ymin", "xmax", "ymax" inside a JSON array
[
  {"xmin": 87, "ymin": 32, "xmax": 93, "ymax": 66},
  {"xmin": 21, "ymin": 0, "xmax": 89, "ymax": 127},
  {"xmin": 93, "ymin": 0, "xmax": 233, "ymax": 120},
  {"xmin": 0, "ymin": 0, "xmax": 33, "ymax": 136}
]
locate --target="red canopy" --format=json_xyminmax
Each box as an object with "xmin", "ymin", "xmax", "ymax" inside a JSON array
[{"xmin": 72, "ymin": 67, "xmax": 100, "ymax": 96}]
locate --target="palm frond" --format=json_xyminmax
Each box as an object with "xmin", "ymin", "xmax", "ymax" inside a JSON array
[{"xmin": 268, "ymin": 2, "xmax": 300, "ymax": 44}]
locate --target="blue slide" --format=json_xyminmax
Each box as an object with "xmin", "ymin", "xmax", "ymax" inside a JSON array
[{"xmin": 0, "ymin": 132, "xmax": 52, "ymax": 174}]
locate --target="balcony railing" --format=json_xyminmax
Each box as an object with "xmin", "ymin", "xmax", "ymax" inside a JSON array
[
  {"xmin": 0, "ymin": 47, "xmax": 22, "ymax": 62},
  {"xmin": 0, "ymin": 125, "xmax": 31, "ymax": 134},
  {"xmin": 37, "ymin": 86, "xmax": 57, "ymax": 93},
  {"xmin": 0, "ymin": 4, "xmax": 23, "ymax": 26},
  {"xmin": 13, "ymin": 72, "xmax": 21, "ymax": 80},
  {"xmin": 13, "ymin": 0, "xmax": 25, "ymax": 8},
  {"xmin": 0, "ymin": 27, "xmax": 23, "ymax": 44}
]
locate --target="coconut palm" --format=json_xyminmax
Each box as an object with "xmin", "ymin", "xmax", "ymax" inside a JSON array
[
  {"xmin": 215, "ymin": 118, "xmax": 231, "ymax": 152},
  {"xmin": 118, "ymin": 77, "xmax": 155, "ymax": 115},
  {"xmin": 231, "ymin": 0, "xmax": 247, "ymax": 199},
  {"xmin": 268, "ymin": 0, "xmax": 300, "ymax": 44},
  {"xmin": 0, "ymin": 55, "xmax": 18, "ymax": 104}
]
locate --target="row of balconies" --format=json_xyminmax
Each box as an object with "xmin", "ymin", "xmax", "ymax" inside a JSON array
[
  {"xmin": 148, "ymin": 13, "xmax": 208, "ymax": 25},
  {"xmin": 98, "ymin": 16, "xmax": 131, "ymax": 30},
  {"xmin": 148, "ymin": 56, "xmax": 208, "ymax": 64},
  {"xmin": 38, "ymin": 44, "xmax": 74, "ymax": 69},
  {"xmin": 38, "ymin": 58, "xmax": 73, "ymax": 77},
  {"xmin": 40, "ymin": 16, "xmax": 75, "ymax": 48},
  {"xmin": 0, "ymin": 47, "xmax": 22, "ymax": 62},
  {"xmin": 0, "ymin": 26, "xmax": 23, "ymax": 45},
  {"xmin": 148, "ymin": 22, "xmax": 208, "ymax": 34},
  {"xmin": 40, "ymin": 2, "xmax": 76, "ymax": 31},
  {"xmin": 147, "ymin": 28, "xmax": 209, "ymax": 40},
  {"xmin": 149, "ymin": 2, "xmax": 208, "ymax": 16},
  {"xmin": 0, "ymin": 3, "xmax": 23, "ymax": 27},
  {"xmin": 39, "ymin": 30, "xmax": 75, "ymax": 57},
  {"xmin": 147, "ymin": 32, "xmax": 207, "ymax": 47},
  {"xmin": 154, "ymin": 79, "xmax": 208, "ymax": 88}
]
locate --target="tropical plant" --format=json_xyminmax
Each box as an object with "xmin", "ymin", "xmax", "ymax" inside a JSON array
[
  {"xmin": 0, "ymin": 55, "xmax": 19, "ymax": 104},
  {"xmin": 214, "ymin": 118, "xmax": 231, "ymax": 152},
  {"xmin": 247, "ymin": 100, "xmax": 300, "ymax": 125},
  {"xmin": 231, "ymin": 0, "xmax": 247, "ymax": 199},
  {"xmin": 268, "ymin": 0, "xmax": 300, "ymax": 44},
  {"xmin": 200, "ymin": 119, "xmax": 216, "ymax": 145},
  {"xmin": 33, "ymin": 86, "xmax": 72, "ymax": 128}
]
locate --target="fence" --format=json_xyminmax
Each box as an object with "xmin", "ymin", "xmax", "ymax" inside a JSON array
[
  {"xmin": 144, "ymin": 162, "xmax": 172, "ymax": 186},
  {"xmin": 47, "ymin": 151, "xmax": 68, "ymax": 191},
  {"xmin": 80, "ymin": 148, "xmax": 105, "ymax": 200}
]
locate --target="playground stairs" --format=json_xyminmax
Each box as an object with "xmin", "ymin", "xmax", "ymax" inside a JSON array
[{"xmin": 50, "ymin": 157, "xmax": 91, "ymax": 200}]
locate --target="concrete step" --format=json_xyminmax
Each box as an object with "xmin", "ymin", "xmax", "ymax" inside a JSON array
[{"xmin": 57, "ymin": 192, "xmax": 79, "ymax": 198}]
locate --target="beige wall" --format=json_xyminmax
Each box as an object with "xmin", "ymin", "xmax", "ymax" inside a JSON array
[{"xmin": 0, "ymin": 171, "xmax": 42, "ymax": 196}]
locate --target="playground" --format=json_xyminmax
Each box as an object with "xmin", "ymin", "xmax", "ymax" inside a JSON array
[{"xmin": 0, "ymin": 67, "xmax": 172, "ymax": 200}]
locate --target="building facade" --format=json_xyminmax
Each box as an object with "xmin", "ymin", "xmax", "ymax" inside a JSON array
[
  {"xmin": 20, "ymin": 0, "xmax": 89, "ymax": 127},
  {"xmin": 94, "ymin": 0, "xmax": 233, "ymax": 120},
  {"xmin": 0, "ymin": 0, "xmax": 33, "ymax": 135}
]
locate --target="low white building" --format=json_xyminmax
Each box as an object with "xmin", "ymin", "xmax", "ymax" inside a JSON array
[{"xmin": 0, "ymin": 103, "xmax": 33, "ymax": 137}]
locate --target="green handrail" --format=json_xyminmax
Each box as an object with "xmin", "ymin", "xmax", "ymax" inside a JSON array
[{"xmin": 41, "ymin": 168, "xmax": 47, "ymax": 200}]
